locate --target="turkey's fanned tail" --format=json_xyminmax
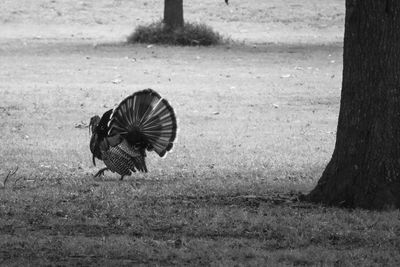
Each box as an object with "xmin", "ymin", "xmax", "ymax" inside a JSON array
[{"xmin": 108, "ymin": 89, "xmax": 178, "ymax": 157}]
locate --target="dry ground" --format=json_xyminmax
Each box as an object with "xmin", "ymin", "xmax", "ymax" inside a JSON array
[
  {"xmin": 0, "ymin": 0, "xmax": 344, "ymax": 44},
  {"xmin": 1, "ymin": 0, "xmax": 400, "ymax": 266}
]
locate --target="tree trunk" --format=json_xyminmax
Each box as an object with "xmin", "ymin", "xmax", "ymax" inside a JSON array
[
  {"xmin": 164, "ymin": 0, "xmax": 184, "ymax": 30},
  {"xmin": 307, "ymin": 0, "xmax": 400, "ymax": 210}
]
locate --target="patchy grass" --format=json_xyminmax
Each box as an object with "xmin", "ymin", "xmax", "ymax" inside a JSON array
[
  {"xmin": 2, "ymin": 0, "xmax": 390, "ymax": 265},
  {"xmin": 0, "ymin": 0, "xmax": 345, "ymax": 44},
  {"xmin": 1, "ymin": 174, "xmax": 400, "ymax": 265},
  {"xmin": 127, "ymin": 20, "xmax": 224, "ymax": 46},
  {"xmin": 0, "ymin": 42, "xmax": 399, "ymax": 265}
]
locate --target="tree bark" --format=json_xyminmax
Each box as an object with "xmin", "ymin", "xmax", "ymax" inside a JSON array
[
  {"xmin": 164, "ymin": 0, "xmax": 184, "ymax": 30},
  {"xmin": 307, "ymin": 0, "xmax": 400, "ymax": 210}
]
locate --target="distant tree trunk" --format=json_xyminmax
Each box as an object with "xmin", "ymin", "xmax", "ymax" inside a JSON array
[
  {"xmin": 164, "ymin": 0, "xmax": 184, "ymax": 30},
  {"xmin": 307, "ymin": 0, "xmax": 400, "ymax": 210}
]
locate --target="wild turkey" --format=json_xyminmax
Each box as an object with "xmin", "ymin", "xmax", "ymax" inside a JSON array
[{"xmin": 89, "ymin": 89, "xmax": 178, "ymax": 180}]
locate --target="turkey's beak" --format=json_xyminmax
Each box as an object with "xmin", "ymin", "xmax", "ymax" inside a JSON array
[{"xmin": 92, "ymin": 155, "xmax": 96, "ymax": 166}]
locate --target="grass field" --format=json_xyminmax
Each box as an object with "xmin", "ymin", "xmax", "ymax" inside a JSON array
[{"xmin": 1, "ymin": 0, "xmax": 400, "ymax": 266}]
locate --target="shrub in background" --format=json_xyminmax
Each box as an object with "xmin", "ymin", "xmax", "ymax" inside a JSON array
[{"xmin": 127, "ymin": 20, "xmax": 224, "ymax": 46}]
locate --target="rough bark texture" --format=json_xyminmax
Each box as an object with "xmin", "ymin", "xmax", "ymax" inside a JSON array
[
  {"xmin": 164, "ymin": 0, "xmax": 184, "ymax": 30},
  {"xmin": 307, "ymin": 0, "xmax": 400, "ymax": 210}
]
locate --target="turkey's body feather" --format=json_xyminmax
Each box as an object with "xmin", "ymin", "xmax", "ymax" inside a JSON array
[
  {"xmin": 102, "ymin": 139, "xmax": 146, "ymax": 176},
  {"xmin": 89, "ymin": 89, "xmax": 177, "ymax": 179}
]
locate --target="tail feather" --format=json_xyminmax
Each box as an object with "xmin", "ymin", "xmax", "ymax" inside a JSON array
[{"xmin": 108, "ymin": 89, "xmax": 177, "ymax": 157}]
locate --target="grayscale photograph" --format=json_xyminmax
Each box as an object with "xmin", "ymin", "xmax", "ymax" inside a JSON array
[{"xmin": 1, "ymin": 0, "xmax": 400, "ymax": 265}]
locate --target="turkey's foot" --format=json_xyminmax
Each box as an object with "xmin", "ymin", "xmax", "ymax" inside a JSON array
[{"xmin": 94, "ymin": 167, "xmax": 109, "ymax": 177}]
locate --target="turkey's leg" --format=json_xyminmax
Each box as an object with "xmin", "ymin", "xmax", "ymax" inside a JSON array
[{"xmin": 94, "ymin": 167, "xmax": 109, "ymax": 177}]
